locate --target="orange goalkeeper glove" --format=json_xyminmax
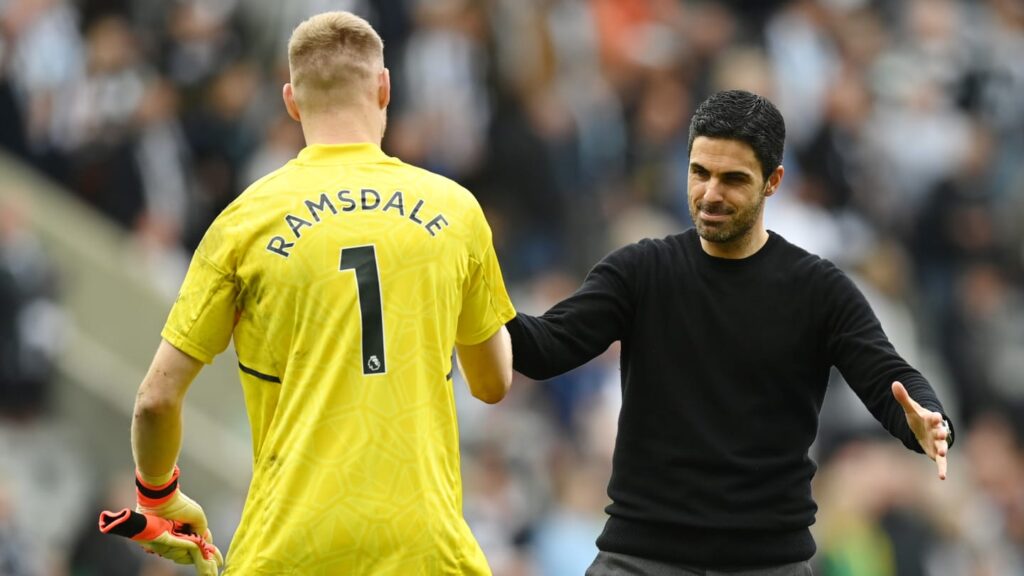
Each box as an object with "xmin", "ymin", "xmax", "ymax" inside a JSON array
[
  {"xmin": 134, "ymin": 466, "xmax": 222, "ymax": 573},
  {"xmin": 98, "ymin": 508, "xmax": 223, "ymax": 575}
]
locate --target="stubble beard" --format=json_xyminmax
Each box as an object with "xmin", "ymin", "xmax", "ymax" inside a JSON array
[{"xmin": 691, "ymin": 192, "xmax": 765, "ymax": 244}]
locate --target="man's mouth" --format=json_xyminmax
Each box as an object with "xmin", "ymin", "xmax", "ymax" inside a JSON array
[{"xmin": 698, "ymin": 205, "xmax": 732, "ymax": 222}]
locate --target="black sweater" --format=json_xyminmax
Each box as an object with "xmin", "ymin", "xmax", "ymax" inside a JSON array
[{"xmin": 508, "ymin": 229, "xmax": 951, "ymax": 568}]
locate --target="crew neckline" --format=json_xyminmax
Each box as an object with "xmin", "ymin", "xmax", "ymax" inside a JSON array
[
  {"xmin": 293, "ymin": 143, "xmax": 394, "ymax": 166},
  {"xmin": 686, "ymin": 228, "xmax": 780, "ymax": 266}
]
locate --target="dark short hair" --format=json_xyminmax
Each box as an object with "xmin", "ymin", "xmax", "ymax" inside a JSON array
[{"xmin": 687, "ymin": 90, "xmax": 786, "ymax": 180}]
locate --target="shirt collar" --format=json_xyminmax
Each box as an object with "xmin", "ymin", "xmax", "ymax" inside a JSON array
[{"xmin": 294, "ymin": 143, "xmax": 393, "ymax": 165}]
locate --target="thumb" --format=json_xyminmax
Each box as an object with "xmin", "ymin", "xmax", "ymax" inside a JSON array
[{"xmin": 891, "ymin": 381, "xmax": 918, "ymax": 415}]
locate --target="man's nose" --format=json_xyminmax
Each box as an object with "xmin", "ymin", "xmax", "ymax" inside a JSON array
[{"xmin": 703, "ymin": 179, "xmax": 725, "ymax": 202}]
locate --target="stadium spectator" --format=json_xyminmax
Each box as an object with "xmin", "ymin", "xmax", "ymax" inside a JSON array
[
  {"xmin": 0, "ymin": 200, "xmax": 62, "ymax": 419},
  {"xmin": 0, "ymin": 480, "xmax": 36, "ymax": 576},
  {"xmin": 961, "ymin": 408, "xmax": 1024, "ymax": 574}
]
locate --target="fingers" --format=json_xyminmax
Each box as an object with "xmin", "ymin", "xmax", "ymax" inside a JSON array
[
  {"xmin": 934, "ymin": 427, "xmax": 949, "ymax": 480},
  {"xmin": 147, "ymin": 535, "xmax": 221, "ymax": 571},
  {"xmin": 211, "ymin": 543, "xmax": 225, "ymax": 566},
  {"xmin": 195, "ymin": 532, "xmax": 223, "ymax": 564},
  {"xmin": 930, "ymin": 415, "xmax": 949, "ymax": 453},
  {"xmin": 188, "ymin": 542, "xmax": 221, "ymax": 576},
  {"xmin": 151, "ymin": 529, "xmax": 220, "ymax": 565},
  {"xmin": 145, "ymin": 540, "xmax": 197, "ymax": 564},
  {"xmin": 191, "ymin": 542, "xmax": 223, "ymax": 576},
  {"xmin": 195, "ymin": 560, "xmax": 220, "ymax": 576},
  {"xmin": 927, "ymin": 420, "xmax": 950, "ymax": 480},
  {"xmin": 895, "ymin": 381, "xmax": 952, "ymax": 481}
]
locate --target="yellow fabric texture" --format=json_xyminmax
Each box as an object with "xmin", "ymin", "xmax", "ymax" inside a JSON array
[{"xmin": 162, "ymin": 143, "xmax": 515, "ymax": 575}]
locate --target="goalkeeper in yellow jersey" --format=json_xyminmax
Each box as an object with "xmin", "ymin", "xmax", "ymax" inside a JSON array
[{"xmin": 125, "ymin": 11, "xmax": 515, "ymax": 575}]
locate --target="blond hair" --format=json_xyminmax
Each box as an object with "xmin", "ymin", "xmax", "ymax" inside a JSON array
[{"xmin": 287, "ymin": 12, "xmax": 384, "ymax": 112}]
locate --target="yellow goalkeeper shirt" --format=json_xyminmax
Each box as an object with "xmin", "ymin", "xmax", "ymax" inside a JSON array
[{"xmin": 161, "ymin": 143, "xmax": 515, "ymax": 575}]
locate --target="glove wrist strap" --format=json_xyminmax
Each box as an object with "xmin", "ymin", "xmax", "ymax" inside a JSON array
[{"xmin": 136, "ymin": 465, "xmax": 180, "ymax": 507}]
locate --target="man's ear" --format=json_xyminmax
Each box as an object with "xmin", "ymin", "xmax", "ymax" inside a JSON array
[
  {"xmin": 765, "ymin": 165, "xmax": 784, "ymax": 197},
  {"xmin": 378, "ymin": 68, "xmax": 391, "ymax": 110},
  {"xmin": 283, "ymin": 83, "xmax": 301, "ymax": 122}
]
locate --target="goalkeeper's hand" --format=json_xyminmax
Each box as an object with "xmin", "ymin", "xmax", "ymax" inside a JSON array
[
  {"xmin": 98, "ymin": 508, "xmax": 223, "ymax": 575},
  {"xmin": 134, "ymin": 466, "xmax": 223, "ymax": 572}
]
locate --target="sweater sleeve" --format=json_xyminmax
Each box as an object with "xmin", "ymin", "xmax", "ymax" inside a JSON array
[
  {"xmin": 508, "ymin": 244, "xmax": 637, "ymax": 381},
  {"xmin": 821, "ymin": 262, "xmax": 954, "ymax": 451}
]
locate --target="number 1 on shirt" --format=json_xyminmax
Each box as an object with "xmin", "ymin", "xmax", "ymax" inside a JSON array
[{"xmin": 340, "ymin": 245, "xmax": 386, "ymax": 375}]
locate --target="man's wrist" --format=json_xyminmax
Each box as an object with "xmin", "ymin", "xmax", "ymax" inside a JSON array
[
  {"xmin": 136, "ymin": 465, "xmax": 181, "ymax": 508},
  {"xmin": 137, "ymin": 467, "xmax": 177, "ymax": 487}
]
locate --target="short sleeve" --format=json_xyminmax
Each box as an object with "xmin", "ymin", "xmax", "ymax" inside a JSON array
[
  {"xmin": 161, "ymin": 231, "xmax": 238, "ymax": 364},
  {"xmin": 455, "ymin": 207, "xmax": 515, "ymax": 345}
]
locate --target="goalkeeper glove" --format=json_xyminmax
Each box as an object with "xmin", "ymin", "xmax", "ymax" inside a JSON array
[
  {"xmin": 134, "ymin": 466, "xmax": 222, "ymax": 571},
  {"xmin": 98, "ymin": 508, "xmax": 223, "ymax": 575}
]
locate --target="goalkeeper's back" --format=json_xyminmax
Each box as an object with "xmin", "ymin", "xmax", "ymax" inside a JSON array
[{"xmin": 159, "ymin": 11, "xmax": 514, "ymax": 575}]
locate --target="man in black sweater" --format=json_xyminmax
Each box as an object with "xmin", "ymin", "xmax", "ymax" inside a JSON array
[{"xmin": 507, "ymin": 90, "xmax": 953, "ymax": 575}]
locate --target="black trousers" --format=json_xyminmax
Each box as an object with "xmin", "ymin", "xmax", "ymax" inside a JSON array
[{"xmin": 586, "ymin": 551, "xmax": 813, "ymax": 576}]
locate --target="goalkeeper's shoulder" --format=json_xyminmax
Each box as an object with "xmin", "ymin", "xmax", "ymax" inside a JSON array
[
  {"xmin": 398, "ymin": 162, "xmax": 483, "ymax": 210},
  {"xmin": 212, "ymin": 164, "xmax": 301, "ymax": 226},
  {"xmin": 227, "ymin": 162, "xmax": 303, "ymax": 209}
]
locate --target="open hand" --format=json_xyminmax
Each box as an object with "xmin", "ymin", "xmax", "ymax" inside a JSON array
[{"xmin": 891, "ymin": 381, "xmax": 949, "ymax": 480}]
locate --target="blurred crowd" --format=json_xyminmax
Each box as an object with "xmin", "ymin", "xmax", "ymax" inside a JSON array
[{"xmin": 1, "ymin": 0, "xmax": 1023, "ymax": 574}]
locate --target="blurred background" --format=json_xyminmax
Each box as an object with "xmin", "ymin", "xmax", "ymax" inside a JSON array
[{"xmin": 0, "ymin": 0, "xmax": 1022, "ymax": 574}]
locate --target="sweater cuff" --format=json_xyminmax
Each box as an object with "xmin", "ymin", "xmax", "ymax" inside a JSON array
[{"xmin": 940, "ymin": 414, "xmax": 955, "ymax": 448}]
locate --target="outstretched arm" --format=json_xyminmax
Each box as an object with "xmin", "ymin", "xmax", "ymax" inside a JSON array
[
  {"xmin": 892, "ymin": 381, "xmax": 952, "ymax": 480},
  {"xmin": 509, "ymin": 246, "xmax": 637, "ymax": 381},
  {"xmin": 823, "ymin": 263, "xmax": 953, "ymax": 464}
]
